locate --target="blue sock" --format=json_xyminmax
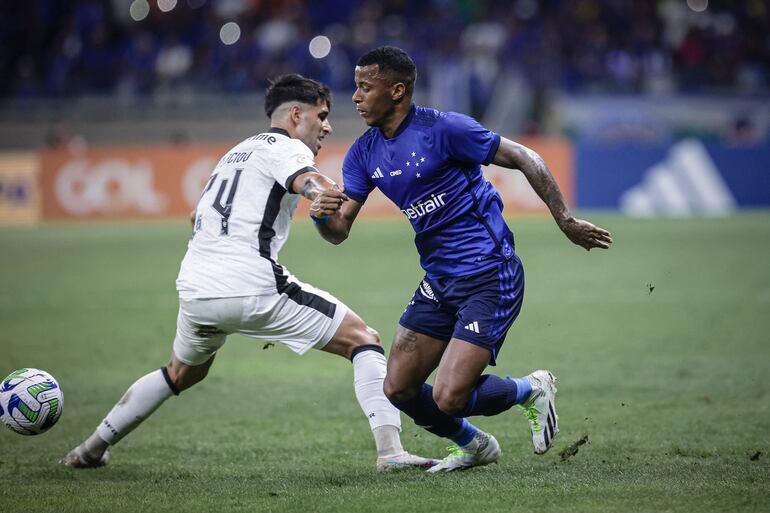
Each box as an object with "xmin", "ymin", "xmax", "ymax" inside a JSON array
[
  {"xmin": 390, "ymin": 383, "xmax": 479, "ymax": 441},
  {"xmin": 449, "ymin": 418, "xmax": 478, "ymax": 446},
  {"xmin": 511, "ymin": 376, "xmax": 533, "ymax": 404},
  {"xmin": 459, "ymin": 375, "xmax": 532, "ymax": 417}
]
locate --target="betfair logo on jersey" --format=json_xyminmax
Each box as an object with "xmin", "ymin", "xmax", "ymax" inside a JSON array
[{"xmin": 401, "ymin": 192, "xmax": 447, "ymax": 220}]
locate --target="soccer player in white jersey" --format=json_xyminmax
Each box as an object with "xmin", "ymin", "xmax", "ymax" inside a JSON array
[{"xmin": 60, "ymin": 74, "xmax": 437, "ymax": 472}]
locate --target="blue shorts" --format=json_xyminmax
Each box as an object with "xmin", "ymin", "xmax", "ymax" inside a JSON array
[{"xmin": 399, "ymin": 255, "xmax": 524, "ymax": 365}]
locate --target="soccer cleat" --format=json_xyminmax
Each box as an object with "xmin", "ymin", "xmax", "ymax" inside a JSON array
[
  {"xmin": 376, "ymin": 452, "xmax": 440, "ymax": 472},
  {"xmin": 520, "ymin": 370, "xmax": 559, "ymax": 455},
  {"xmin": 59, "ymin": 444, "xmax": 110, "ymax": 469},
  {"xmin": 426, "ymin": 431, "xmax": 501, "ymax": 473}
]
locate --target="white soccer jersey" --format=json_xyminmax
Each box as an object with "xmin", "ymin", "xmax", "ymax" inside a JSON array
[{"xmin": 176, "ymin": 129, "xmax": 316, "ymax": 299}]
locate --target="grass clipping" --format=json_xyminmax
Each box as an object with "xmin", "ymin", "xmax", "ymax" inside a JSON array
[{"xmin": 559, "ymin": 434, "xmax": 589, "ymax": 461}]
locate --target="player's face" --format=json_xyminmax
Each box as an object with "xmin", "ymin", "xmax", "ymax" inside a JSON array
[
  {"xmin": 353, "ymin": 64, "xmax": 397, "ymax": 127},
  {"xmin": 296, "ymin": 99, "xmax": 332, "ymax": 156}
]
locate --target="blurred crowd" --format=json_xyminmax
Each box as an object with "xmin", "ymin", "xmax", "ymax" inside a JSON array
[{"xmin": 2, "ymin": 0, "xmax": 769, "ymax": 114}]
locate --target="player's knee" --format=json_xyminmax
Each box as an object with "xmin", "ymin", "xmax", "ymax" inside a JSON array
[
  {"xmin": 344, "ymin": 324, "xmax": 382, "ymax": 359},
  {"xmin": 354, "ymin": 324, "xmax": 381, "ymax": 347},
  {"xmin": 432, "ymin": 385, "xmax": 469, "ymax": 416},
  {"xmin": 165, "ymin": 355, "xmax": 214, "ymax": 392},
  {"xmin": 178, "ymin": 369, "xmax": 209, "ymax": 391},
  {"xmin": 383, "ymin": 375, "xmax": 419, "ymax": 404}
]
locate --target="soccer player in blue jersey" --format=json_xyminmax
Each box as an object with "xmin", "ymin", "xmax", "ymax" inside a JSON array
[{"xmin": 311, "ymin": 47, "xmax": 613, "ymax": 471}]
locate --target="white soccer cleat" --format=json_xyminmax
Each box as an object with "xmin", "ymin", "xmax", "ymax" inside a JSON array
[
  {"xmin": 376, "ymin": 451, "xmax": 440, "ymax": 472},
  {"xmin": 59, "ymin": 444, "xmax": 110, "ymax": 469},
  {"xmin": 520, "ymin": 370, "xmax": 559, "ymax": 455},
  {"xmin": 426, "ymin": 431, "xmax": 501, "ymax": 473}
]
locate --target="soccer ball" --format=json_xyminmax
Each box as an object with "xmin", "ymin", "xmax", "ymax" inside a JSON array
[{"xmin": 0, "ymin": 368, "xmax": 64, "ymax": 435}]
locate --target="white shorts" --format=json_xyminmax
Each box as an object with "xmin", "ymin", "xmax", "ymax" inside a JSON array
[{"xmin": 173, "ymin": 279, "xmax": 348, "ymax": 366}]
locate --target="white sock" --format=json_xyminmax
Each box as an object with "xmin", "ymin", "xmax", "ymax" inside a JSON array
[
  {"xmin": 352, "ymin": 348, "xmax": 403, "ymax": 457},
  {"xmin": 373, "ymin": 425, "xmax": 404, "ymax": 458},
  {"xmin": 95, "ymin": 369, "xmax": 176, "ymax": 445},
  {"xmin": 83, "ymin": 431, "xmax": 109, "ymax": 457}
]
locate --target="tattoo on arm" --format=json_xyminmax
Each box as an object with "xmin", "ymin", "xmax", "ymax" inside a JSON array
[
  {"xmin": 497, "ymin": 141, "xmax": 571, "ymax": 225},
  {"xmin": 300, "ymin": 174, "xmax": 324, "ymax": 201},
  {"xmin": 521, "ymin": 146, "xmax": 570, "ymax": 223}
]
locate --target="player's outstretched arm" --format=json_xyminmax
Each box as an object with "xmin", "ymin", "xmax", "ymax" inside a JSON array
[
  {"xmin": 291, "ymin": 171, "xmax": 362, "ymax": 245},
  {"xmin": 492, "ymin": 137, "xmax": 613, "ymax": 251}
]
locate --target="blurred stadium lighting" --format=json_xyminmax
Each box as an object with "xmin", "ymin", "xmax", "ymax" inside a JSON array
[
  {"xmin": 687, "ymin": 0, "xmax": 708, "ymax": 12},
  {"xmin": 513, "ymin": 0, "xmax": 538, "ymax": 20},
  {"xmin": 0, "ymin": 0, "xmax": 767, "ymax": 154},
  {"xmin": 219, "ymin": 22, "xmax": 241, "ymax": 45},
  {"xmin": 309, "ymin": 36, "xmax": 332, "ymax": 59},
  {"xmin": 129, "ymin": 0, "xmax": 150, "ymax": 22},
  {"xmin": 158, "ymin": 0, "xmax": 178, "ymax": 13}
]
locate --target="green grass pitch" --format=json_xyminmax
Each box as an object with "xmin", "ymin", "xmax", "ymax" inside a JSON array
[{"xmin": 1, "ymin": 213, "xmax": 768, "ymax": 512}]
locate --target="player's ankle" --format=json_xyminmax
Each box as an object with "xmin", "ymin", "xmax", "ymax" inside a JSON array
[
  {"xmin": 83, "ymin": 432, "xmax": 110, "ymax": 457},
  {"xmin": 376, "ymin": 450, "xmax": 406, "ymax": 460},
  {"xmin": 373, "ymin": 425, "xmax": 403, "ymax": 457}
]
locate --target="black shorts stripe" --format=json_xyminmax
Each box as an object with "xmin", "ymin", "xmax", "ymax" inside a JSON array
[
  {"xmin": 262, "ymin": 258, "xmax": 336, "ymax": 318},
  {"xmin": 281, "ymin": 280, "xmax": 336, "ymax": 318}
]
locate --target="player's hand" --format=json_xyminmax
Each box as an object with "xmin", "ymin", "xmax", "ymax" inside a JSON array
[
  {"xmin": 558, "ymin": 217, "xmax": 613, "ymax": 251},
  {"xmin": 309, "ymin": 187, "xmax": 348, "ymax": 218}
]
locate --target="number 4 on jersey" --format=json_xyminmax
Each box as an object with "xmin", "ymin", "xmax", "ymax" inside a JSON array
[{"xmin": 210, "ymin": 169, "xmax": 242, "ymax": 235}]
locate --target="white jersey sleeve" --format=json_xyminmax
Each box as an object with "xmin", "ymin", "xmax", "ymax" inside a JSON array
[
  {"xmin": 176, "ymin": 131, "xmax": 317, "ymax": 299},
  {"xmin": 271, "ymin": 138, "xmax": 317, "ymax": 193}
]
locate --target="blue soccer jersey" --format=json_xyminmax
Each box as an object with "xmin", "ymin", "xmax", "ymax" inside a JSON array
[{"xmin": 343, "ymin": 104, "xmax": 515, "ymax": 278}]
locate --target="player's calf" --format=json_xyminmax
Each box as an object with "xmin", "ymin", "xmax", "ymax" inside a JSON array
[{"xmin": 60, "ymin": 366, "xmax": 183, "ymax": 468}]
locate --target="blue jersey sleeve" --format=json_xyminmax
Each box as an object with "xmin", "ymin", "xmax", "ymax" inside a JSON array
[
  {"xmin": 342, "ymin": 139, "xmax": 375, "ymax": 204},
  {"xmin": 439, "ymin": 112, "xmax": 501, "ymax": 166}
]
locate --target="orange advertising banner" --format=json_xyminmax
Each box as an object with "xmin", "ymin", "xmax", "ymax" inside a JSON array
[
  {"xmin": 39, "ymin": 138, "xmax": 572, "ymax": 220},
  {"xmin": 40, "ymin": 144, "xmax": 229, "ymax": 220},
  {"xmin": 0, "ymin": 151, "xmax": 40, "ymax": 225}
]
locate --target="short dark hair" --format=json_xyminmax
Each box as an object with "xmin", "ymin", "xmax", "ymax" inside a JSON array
[
  {"xmin": 264, "ymin": 74, "xmax": 332, "ymax": 118},
  {"xmin": 357, "ymin": 46, "xmax": 417, "ymax": 95}
]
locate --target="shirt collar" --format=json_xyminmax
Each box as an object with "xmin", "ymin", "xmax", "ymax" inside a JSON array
[
  {"xmin": 382, "ymin": 104, "xmax": 415, "ymax": 140},
  {"xmin": 269, "ymin": 127, "xmax": 290, "ymax": 137}
]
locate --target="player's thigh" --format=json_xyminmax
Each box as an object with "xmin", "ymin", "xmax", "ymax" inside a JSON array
[
  {"xmin": 384, "ymin": 326, "xmax": 447, "ymax": 401},
  {"xmin": 449, "ymin": 257, "xmax": 525, "ymax": 365},
  {"xmin": 432, "ymin": 337, "xmax": 492, "ymax": 411},
  {"xmin": 237, "ymin": 280, "xmax": 348, "ymax": 356},
  {"xmin": 173, "ymin": 298, "xmax": 235, "ymax": 367},
  {"xmin": 384, "ymin": 278, "xmax": 456, "ymax": 398}
]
